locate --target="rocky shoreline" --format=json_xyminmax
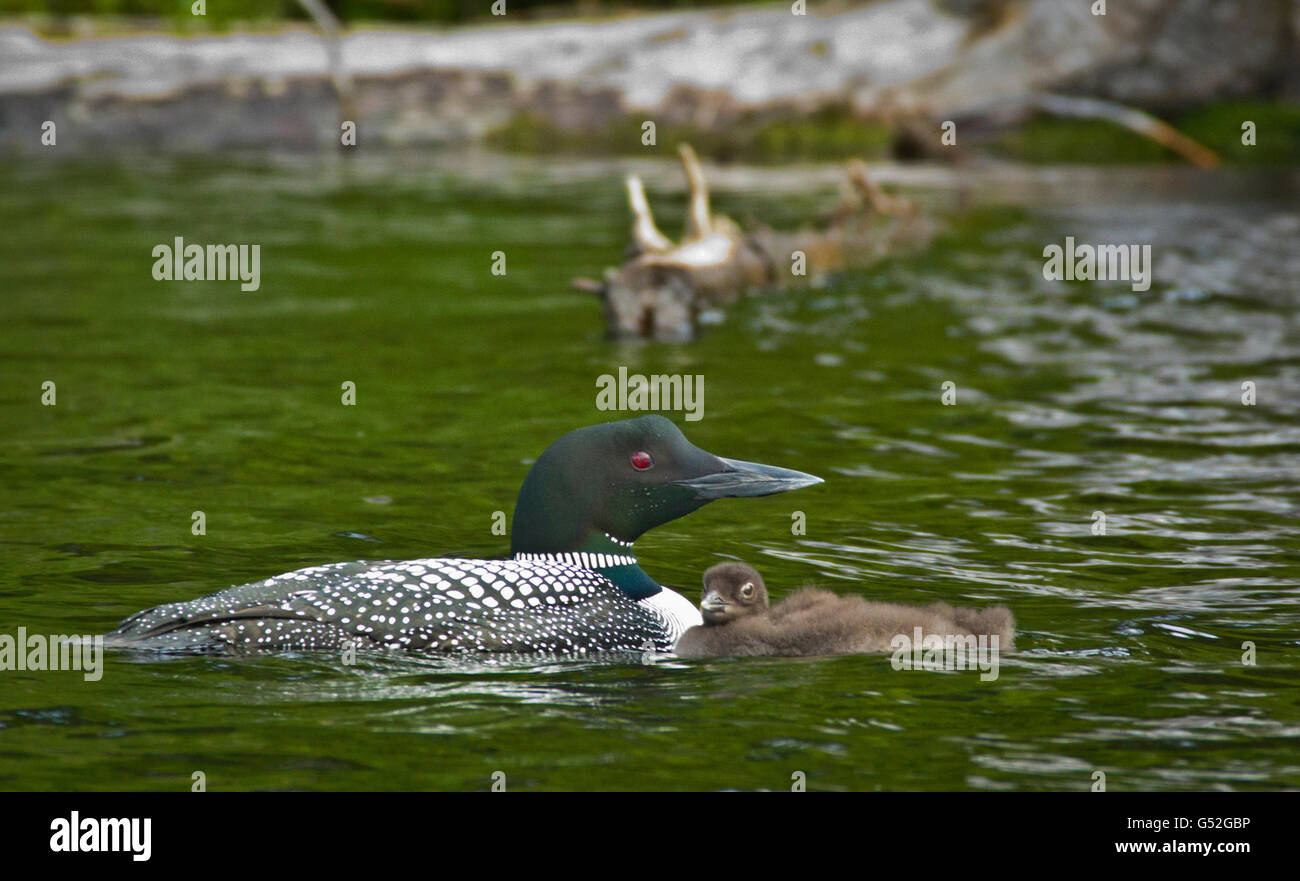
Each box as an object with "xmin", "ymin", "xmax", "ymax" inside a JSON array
[{"xmin": 1, "ymin": 0, "xmax": 1295, "ymax": 154}]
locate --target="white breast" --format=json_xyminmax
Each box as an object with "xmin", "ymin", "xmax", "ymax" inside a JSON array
[{"xmin": 638, "ymin": 586, "xmax": 703, "ymax": 651}]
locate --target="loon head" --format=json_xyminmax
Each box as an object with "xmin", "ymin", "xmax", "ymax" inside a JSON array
[
  {"xmin": 510, "ymin": 415, "xmax": 821, "ymax": 598},
  {"xmin": 699, "ymin": 561, "xmax": 770, "ymax": 625}
]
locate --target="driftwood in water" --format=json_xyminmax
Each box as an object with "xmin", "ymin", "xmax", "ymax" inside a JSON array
[
  {"xmin": 574, "ymin": 146, "xmax": 931, "ymax": 342},
  {"xmin": 1026, "ymin": 93, "xmax": 1220, "ymax": 169}
]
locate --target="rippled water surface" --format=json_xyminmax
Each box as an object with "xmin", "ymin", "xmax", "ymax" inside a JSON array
[{"xmin": 1, "ymin": 155, "xmax": 1297, "ymax": 791}]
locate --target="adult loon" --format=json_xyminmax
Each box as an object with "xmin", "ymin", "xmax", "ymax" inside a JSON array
[{"xmin": 104, "ymin": 416, "xmax": 822, "ymax": 656}]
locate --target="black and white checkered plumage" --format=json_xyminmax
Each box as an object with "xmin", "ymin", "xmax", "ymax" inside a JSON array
[{"xmin": 106, "ymin": 556, "xmax": 697, "ymax": 655}]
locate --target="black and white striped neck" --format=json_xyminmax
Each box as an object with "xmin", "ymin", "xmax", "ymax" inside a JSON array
[
  {"xmin": 511, "ymin": 534, "xmax": 664, "ymax": 600},
  {"xmin": 513, "ymin": 550, "xmax": 637, "ymax": 570}
]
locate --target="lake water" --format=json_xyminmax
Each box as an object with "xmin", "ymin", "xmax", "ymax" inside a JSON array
[{"xmin": 1, "ymin": 153, "xmax": 1297, "ymax": 791}]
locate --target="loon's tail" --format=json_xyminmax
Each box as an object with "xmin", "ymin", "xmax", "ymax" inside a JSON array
[{"xmin": 102, "ymin": 567, "xmax": 370, "ymax": 652}]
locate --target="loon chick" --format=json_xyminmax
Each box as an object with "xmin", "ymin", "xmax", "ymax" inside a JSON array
[
  {"xmin": 104, "ymin": 416, "xmax": 822, "ymax": 657},
  {"xmin": 675, "ymin": 562, "xmax": 1015, "ymax": 659}
]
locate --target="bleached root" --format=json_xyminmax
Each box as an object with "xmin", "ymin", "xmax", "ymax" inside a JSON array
[
  {"xmin": 625, "ymin": 174, "xmax": 675, "ymax": 254},
  {"xmin": 582, "ymin": 143, "xmax": 934, "ymax": 341},
  {"xmin": 679, "ymin": 143, "xmax": 713, "ymax": 241}
]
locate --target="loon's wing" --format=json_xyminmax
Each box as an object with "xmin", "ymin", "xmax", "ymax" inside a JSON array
[
  {"xmin": 105, "ymin": 558, "xmax": 670, "ymax": 655},
  {"xmin": 104, "ymin": 561, "xmax": 382, "ymax": 652}
]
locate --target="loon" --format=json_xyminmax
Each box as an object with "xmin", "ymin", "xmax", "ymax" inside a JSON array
[
  {"xmin": 675, "ymin": 562, "xmax": 1015, "ymax": 659},
  {"xmin": 104, "ymin": 416, "xmax": 822, "ymax": 656}
]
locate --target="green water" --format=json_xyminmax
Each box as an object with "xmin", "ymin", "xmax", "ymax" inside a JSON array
[{"xmin": 1, "ymin": 154, "xmax": 1298, "ymax": 791}]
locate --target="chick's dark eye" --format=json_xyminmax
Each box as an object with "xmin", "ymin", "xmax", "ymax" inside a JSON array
[
  {"xmin": 630, "ymin": 450, "xmax": 654, "ymax": 471},
  {"xmin": 740, "ymin": 583, "xmax": 754, "ymax": 598}
]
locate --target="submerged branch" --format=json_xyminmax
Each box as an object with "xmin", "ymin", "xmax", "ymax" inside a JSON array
[{"xmin": 1027, "ymin": 93, "xmax": 1221, "ymax": 169}]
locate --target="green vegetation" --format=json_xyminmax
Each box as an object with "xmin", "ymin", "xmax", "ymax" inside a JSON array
[
  {"xmin": 1178, "ymin": 100, "xmax": 1300, "ymax": 166},
  {"xmin": 992, "ymin": 118, "xmax": 1168, "ymax": 164},
  {"xmin": 489, "ymin": 104, "xmax": 895, "ymax": 165},
  {"xmin": 491, "ymin": 99, "xmax": 1300, "ymax": 167},
  {"xmin": 991, "ymin": 100, "xmax": 1300, "ymax": 167}
]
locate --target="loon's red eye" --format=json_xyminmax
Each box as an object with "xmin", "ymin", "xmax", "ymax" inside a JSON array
[{"xmin": 630, "ymin": 450, "xmax": 654, "ymax": 471}]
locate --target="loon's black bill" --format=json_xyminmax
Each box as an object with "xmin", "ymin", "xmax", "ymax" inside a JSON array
[{"xmin": 676, "ymin": 457, "xmax": 823, "ymax": 500}]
